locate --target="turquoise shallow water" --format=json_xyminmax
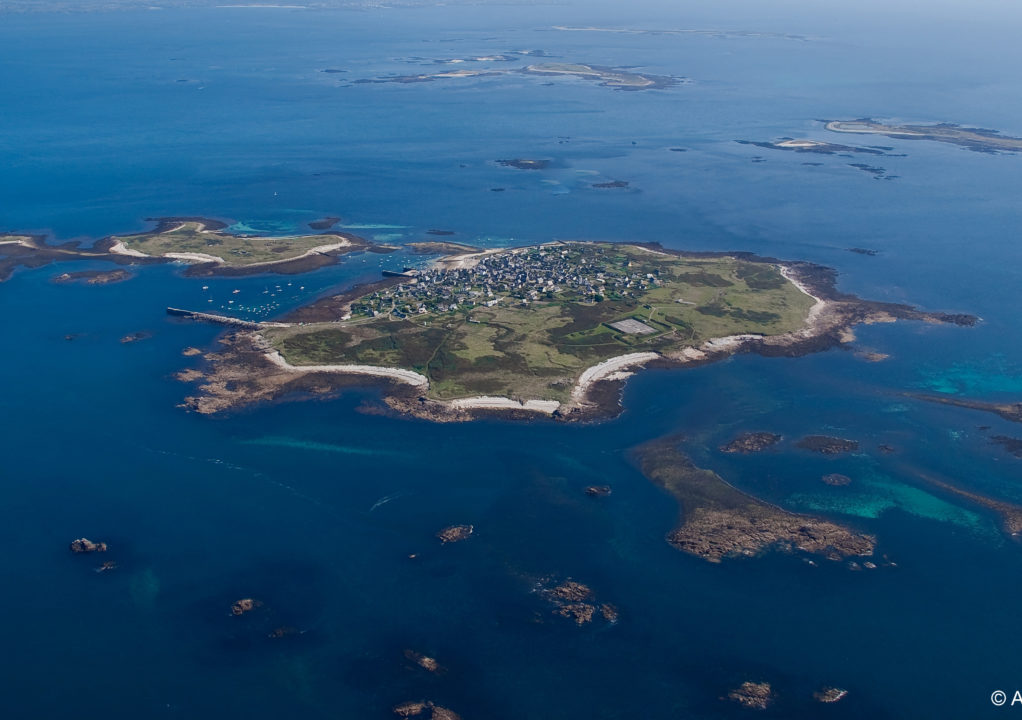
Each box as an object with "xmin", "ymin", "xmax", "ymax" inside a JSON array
[{"xmin": 3, "ymin": 2, "xmax": 1022, "ymax": 718}]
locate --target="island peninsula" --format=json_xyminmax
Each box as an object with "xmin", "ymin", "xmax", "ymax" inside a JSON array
[
  {"xmin": 0, "ymin": 217, "xmax": 376, "ymax": 281},
  {"xmin": 178, "ymin": 240, "xmax": 975, "ymax": 421},
  {"xmin": 826, "ymin": 119, "xmax": 1022, "ymax": 154}
]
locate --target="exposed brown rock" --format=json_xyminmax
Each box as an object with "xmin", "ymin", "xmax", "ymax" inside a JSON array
[
  {"xmin": 795, "ymin": 435, "xmax": 859, "ymax": 455},
  {"xmin": 436, "ymin": 524, "xmax": 474, "ymax": 544},
  {"xmin": 813, "ymin": 686, "xmax": 848, "ymax": 703},
  {"xmin": 393, "ymin": 701, "xmax": 429, "ymax": 718},
  {"xmin": 540, "ymin": 580, "xmax": 618, "ymax": 626},
  {"xmin": 120, "ymin": 331, "xmax": 151, "ymax": 344},
  {"xmin": 70, "ymin": 538, "xmax": 108, "ymax": 553},
  {"xmin": 404, "ymin": 649, "xmax": 445, "ymax": 674},
  {"xmin": 392, "ymin": 701, "xmax": 461, "ymax": 720},
  {"xmin": 719, "ymin": 432, "xmax": 782, "ymax": 454},
  {"xmin": 728, "ymin": 681, "xmax": 775, "ymax": 709},
  {"xmin": 556, "ymin": 602, "xmax": 595, "ymax": 625},
  {"xmin": 548, "ymin": 580, "xmax": 592, "ymax": 603},
  {"xmin": 181, "ymin": 346, "xmax": 202, "ymax": 357},
  {"xmin": 179, "ymin": 331, "xmax": 382, "ymax": 415},
  {"xmin": 230, "ymin": 598, "xmax": 262, "ymax": 616}
]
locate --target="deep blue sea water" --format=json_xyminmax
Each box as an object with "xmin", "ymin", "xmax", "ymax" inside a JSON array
[{"xmin": 3, "ymin": 2, "xmax": 1022, "ymax": 717}]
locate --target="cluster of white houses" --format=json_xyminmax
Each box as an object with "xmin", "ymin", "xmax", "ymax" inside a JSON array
[{"xmin": 350, "ymin": 244, "xmax": 663, "ymax": 320}]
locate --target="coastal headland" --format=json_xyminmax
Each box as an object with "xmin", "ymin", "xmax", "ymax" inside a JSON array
[
  {"xmin": 0, "ymin": 217, "xmax": 376, "ymax": 281},
  {"xmin": 175, "ymin": 240, "xmax": 976, "ymax": 421}
]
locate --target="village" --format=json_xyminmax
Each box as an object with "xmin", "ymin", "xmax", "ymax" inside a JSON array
[{"xmin": 349, "ymin": 243, "xmax": 663, "ymax": 320}]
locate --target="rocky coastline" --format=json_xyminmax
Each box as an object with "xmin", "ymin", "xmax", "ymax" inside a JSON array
[
  {"xmin": 633, "ymin": 434, "xmax": 876, "ymax": 563},
  {"xmin": 174, "ymin": 242, "xmax": 977, "ymax": 423}
]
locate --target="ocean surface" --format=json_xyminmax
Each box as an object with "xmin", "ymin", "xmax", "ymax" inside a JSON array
[{"xmin": 3, "ymin": 2, "xmax": 1022, "ymax": 717}]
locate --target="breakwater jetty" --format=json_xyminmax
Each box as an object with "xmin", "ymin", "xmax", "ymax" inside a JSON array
[{"xmin": 166, "ymin": 307, "xmax": 289, "ymax": 329}]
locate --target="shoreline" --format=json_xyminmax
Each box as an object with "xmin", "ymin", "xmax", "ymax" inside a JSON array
[
  {"xmin": 110, "ymin": 237, "xmax": 352, "ymax": 268},
  {"xmin": 264, "ymin": 349, "xmax": 429, "ymax": 387},
  {"xmin": 824, "ymin": 120, "xmax": 924, "ymax": 136},
  {"xmin": 570, "ymin": 352, "xmax": 660, "ymax": 404},
  {"xmin": 1, "ymin": 217, "xmax": 372, "ymax": 282},
  {"xmin": 176, "ymin": 243, "xmax": 978, "ymax": 422}
]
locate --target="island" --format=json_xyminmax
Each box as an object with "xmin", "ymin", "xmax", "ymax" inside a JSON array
[
  {"xmin": 176, "ymin": 239, "xmax": 975, "ymax": 421},
  {"xmin": 736, "ymin": 138, "xmax": 889, "ymax": 156},
  {"xmin": 354, "ymin": 62, "xmax": 683, "ymax": 91},
  {"xmin": 826, "ymin": 119, "xmax": 1022, "ymax": 154},
  {"xmin": 0, "ymin": 217, "xmax": 376, "ymax": 281}
]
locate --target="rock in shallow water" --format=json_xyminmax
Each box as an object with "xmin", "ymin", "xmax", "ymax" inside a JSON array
[
  {"xmin": 436, "ymin": 524, "xmax": 474, "ymax": 544},
  {"xmin": 230, "ymin": 598, "xmax": 262, "ymax": 616},
  {"xmin": 70, "ymin": 538, "xmax": 108, "ymax": 553},
  {"xmin": 727, "ymin": 681, "xmax": 775, "ymax": 709},
  {"xmin": 795, "ymin": 435, "xmax": 859, "ymax": 454},
  {"xmin": 719, "ymin": 432, "xmax": 782, "ymax": 454},
  {"xmin": 392, "ymin": 701, "xmax": 461, "ymax": 720},
  {"xmin": 813, "ymin": 686, "xmax": 849, "ymax": 703}
]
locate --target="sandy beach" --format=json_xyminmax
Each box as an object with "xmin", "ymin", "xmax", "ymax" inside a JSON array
[
  {"xmin": 110, "ymin": 239, "xmax": 349, "ymax": 266},
  {"xmin": 778, "ymin": 264, "xmax": 828, "ymax": 330},
  {"xmin": 448, "ymin": 396, "xmax": 561, "ymax": 413},
  {"xmin": 265, "ymin": 350, "xmax": 429, "ymax": 387},
  {"xmin": 109, "ymin": 240, "xmax": 149, "ymax": 258},
  {"xmin": 571, "ymin": 352, "xmax": 660, "ymax": 403}
]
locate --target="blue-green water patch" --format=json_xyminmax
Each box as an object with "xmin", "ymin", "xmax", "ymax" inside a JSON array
[
  {"xmin": 226, "ymin": 219, "xmax": 303, "ymax": 235},
  {"xmin": 916, "ymin": 355, "xmax": 1022, "ymax": 396},
  {"xmin": 788, "ymin": 467, "xmax": 990, "ymax": 533},
  {"xmin": 340, "ymin": 223, "xmax": 410, "ymax": 230}
]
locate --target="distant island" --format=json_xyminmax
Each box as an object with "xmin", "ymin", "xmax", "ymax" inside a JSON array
[
  {"xmin": 177, "ymin": 240, "xmax": 975, "ymax": 420},
  {"xmin": 826, "ymin": 119, "xmax": 1022, "ymax": 154},
  {"xmin": 354, "ymin": 62, "xmax": 683, "ymax": 91},
  {"xmin": 0, "ymin": 217, "xmax": 381, "ymax": 281},
  {"xmin": 736, "ymin": 138, "xmax": 892, "ymax": 156}
]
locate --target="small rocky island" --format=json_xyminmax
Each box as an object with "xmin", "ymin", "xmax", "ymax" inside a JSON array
[
  {"xmin": 177, "ymin": 239, "xmax": 975, "ymax": 422},
  {"xmin": 1, "ymin": 216, "xmax": 374, "ymax": 281},
  {"xmin": 633, "ymin": 435, "xmax": 876, "ymax": 563},
  {"xmin": 727, "ymin": 681, "xmax": 775, "ymax": 709},
  {"xmin": 719, "ymin": 432, "xmax": 782, "ymax": 454}
]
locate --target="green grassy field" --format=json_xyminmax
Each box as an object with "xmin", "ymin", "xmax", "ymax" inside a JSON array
[
  {"xmin": 117, "ymin": 221, "xmax": 350, "ymax": 266},
  {"xmin": 265, "ymin": 244, "xmax": 815, "ymax": 402}
]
